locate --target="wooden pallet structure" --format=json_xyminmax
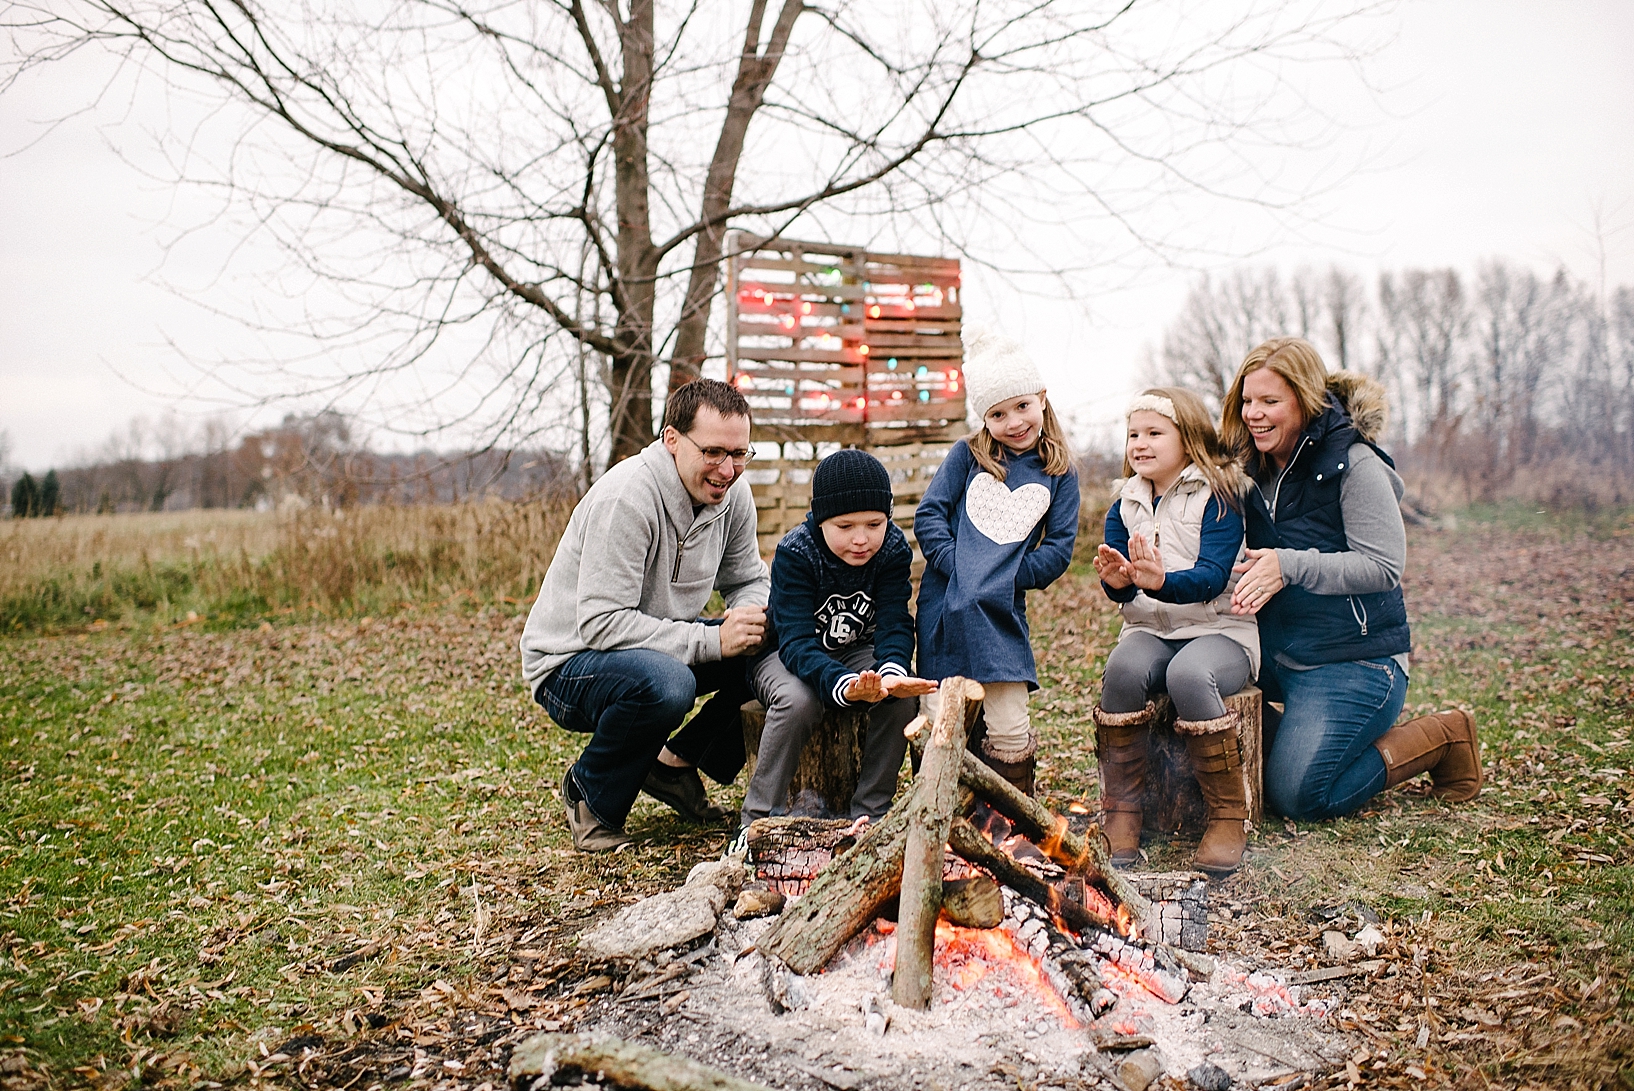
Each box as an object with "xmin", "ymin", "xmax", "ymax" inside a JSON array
[{"xmin": 724, "ymin": 233, "xmax": 966, "ymax": 555}]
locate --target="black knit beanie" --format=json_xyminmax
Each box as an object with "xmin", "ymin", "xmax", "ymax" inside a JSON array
[{"xmin": 810, "ymin": 449, "xmax": 893, "ymax": 523}]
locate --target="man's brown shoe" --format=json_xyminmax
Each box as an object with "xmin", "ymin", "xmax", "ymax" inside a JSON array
[
  {"xmin": 562, "ymin": 770, "xmax": 634, "ymax": 853},
  {"xmin": 643, "ymin": 763, "xmax": 730, "ymax": 824}
]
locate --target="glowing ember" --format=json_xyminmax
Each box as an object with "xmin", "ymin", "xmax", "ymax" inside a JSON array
[
  {"xmin": 850, "ymin": 920, "xmax": 1080, "ymax": 1028},
  {"xmin": 934, "ymin": 920, "xmax": 1080, "ymax": 1029}
]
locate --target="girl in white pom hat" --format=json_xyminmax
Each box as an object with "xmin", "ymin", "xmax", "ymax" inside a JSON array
[
  {"xmin": 1092, "ymin": 386, "xmax": 1256, "ymax": 875},
  {"xmin": 914, "ymin": 328, "xmax": 1079, "ymax": 796}
]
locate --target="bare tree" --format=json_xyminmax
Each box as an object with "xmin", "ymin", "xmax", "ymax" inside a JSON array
[
  {"xmin": 1377, "ymin": 268, "xmax": 1467, "ymax": 447},
  {"xmin": 4, "ymin": 1, "xmax": 1387, "ymax": 464},
  {"xmin": 1154, "ymin": 268, "xmax": 1291, "ymax": 409}
]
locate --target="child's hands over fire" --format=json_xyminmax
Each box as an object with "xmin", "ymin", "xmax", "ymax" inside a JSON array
[{"xmin": 845, "ymin": 671, "xmax": 937, "ymax": 703}]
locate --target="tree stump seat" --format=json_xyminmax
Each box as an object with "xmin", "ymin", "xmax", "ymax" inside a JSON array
[
  {"xmin": 740, "ymin": 700, "xmax": 869, "ymax": 818},
  {"xmin": 1140, "ymin": 685, "xmax": 1264, "ymax": 835}
]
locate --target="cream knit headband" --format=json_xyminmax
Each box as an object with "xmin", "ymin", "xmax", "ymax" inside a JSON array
[{"xmin": 1126, "ymin": 393, "xmax": 1177, "ymax": 422}]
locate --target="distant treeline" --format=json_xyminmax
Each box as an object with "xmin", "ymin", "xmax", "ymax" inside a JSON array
[
  {"xmin": 2, "ymin": 411, "xmax": 580, "ymax": 516},
  {"xmin": 1148, "ymin": 259, "xmax": 1634, "ymax": 506}
]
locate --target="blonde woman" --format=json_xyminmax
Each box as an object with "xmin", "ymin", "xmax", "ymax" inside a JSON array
[{"xmin": 1223, "ymin": 338, "xmax": 1480, "ymax": 819}]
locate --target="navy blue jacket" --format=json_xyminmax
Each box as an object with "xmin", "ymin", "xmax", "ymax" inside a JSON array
[
  {"xmin": 1102, "ymin": 494, "xmax": 1243, "ymax": 605},
  {"xmin": 1244, "ymin": 398, "xmax": 1412, "ymax": 665},
  {"xmin": 915, "ymin": 439, "xmax": 1079, "ymax": 687},
  {"xmin": 762, "ymin": 514, "xmax": 916, "ymax": 707}
]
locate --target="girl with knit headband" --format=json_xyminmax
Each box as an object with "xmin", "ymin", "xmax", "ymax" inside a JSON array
[
  {"xmin": 914, "ymin": 329, "xmax": 1079, "ymax": 796},
  {"xmin": 1092, "ymin": 386, "xmax": 1258, "ymax": 874}
]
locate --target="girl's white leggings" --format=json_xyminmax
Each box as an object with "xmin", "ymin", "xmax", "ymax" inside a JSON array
[{"xmin": 919, "ymin": 681, "xmax": 1032, "ymax": 759}]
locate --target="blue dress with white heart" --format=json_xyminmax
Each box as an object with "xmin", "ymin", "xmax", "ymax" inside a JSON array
[{"xmin": 914, "ymin": 438, "xmax": 1080, "ymax": 687}]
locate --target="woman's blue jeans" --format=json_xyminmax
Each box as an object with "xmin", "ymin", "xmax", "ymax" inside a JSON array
[
  {"xmin": 536, "ymin": 648, "xmax": 751, "ymax": 831},
  {"xmin": 1263, "ymin": 656, "xmax": 1407, "ymax": 820}
]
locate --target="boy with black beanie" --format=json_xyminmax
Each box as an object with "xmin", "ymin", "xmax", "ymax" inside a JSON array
[{"xmin": 741, "ymin": 449, "xmax": 936, "ymax": 832}]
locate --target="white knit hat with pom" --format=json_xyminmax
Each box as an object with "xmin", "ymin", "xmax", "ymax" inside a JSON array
[{"xmin": 961, "ymin": 327, "xmax": 1045, "ymax": 425}]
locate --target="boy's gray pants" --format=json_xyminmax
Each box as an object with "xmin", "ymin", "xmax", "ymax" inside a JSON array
[{"xmin": 743, "ymin": 643, "xmax": 914, "ymax": 828}]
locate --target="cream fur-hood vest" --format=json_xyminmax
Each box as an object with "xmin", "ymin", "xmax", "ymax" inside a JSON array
[{"xmin": 1114, "ymin": 464, "xmax": 1260, "ymax": 676}]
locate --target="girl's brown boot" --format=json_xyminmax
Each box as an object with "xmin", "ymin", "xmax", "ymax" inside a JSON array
[
  {"xmin": 1092, "ymin": 703, "xmax": 1153, "ymax": 866},
  {"xmin": 1179, "ymin": 711, "xmax": 1249, "ymax": 875}
]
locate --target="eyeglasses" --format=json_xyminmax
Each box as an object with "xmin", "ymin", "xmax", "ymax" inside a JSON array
[{"xmin": 674, "ymin": 429, "xmax": 753, "ymax": 468}]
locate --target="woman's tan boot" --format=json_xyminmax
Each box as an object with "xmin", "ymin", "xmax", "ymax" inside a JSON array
[
  {"xmin": 1374, "ymin": 709, "xmax": 1482, "ymax": 801},
  {"xmin": 1092, "ymin": 703, "xmax": 1153, "ymax": 866},
  {"xmin": 1178, "ymin": 711, "xmax": 1249, "ymax": 875}
]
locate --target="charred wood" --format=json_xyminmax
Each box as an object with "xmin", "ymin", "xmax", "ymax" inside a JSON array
[
  {"xmin": 946, "ymin": 818, "xmax": 1109, "ymax": 935},
  {"xmin": 955, "ymin": 751, "xmax": 1153, "ymax": 925}
]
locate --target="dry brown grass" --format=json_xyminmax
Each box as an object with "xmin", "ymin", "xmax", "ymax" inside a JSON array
[{"xmin": 0, "ymin": 499, "xmax": 576, "ymax": 631}]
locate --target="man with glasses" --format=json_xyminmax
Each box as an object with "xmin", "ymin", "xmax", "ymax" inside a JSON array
[{"xmin": 521, "ymin": 379, "xmax": 770, "ymax": 852}]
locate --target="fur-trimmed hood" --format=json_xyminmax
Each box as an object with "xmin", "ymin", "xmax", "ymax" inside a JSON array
[{"xmin": 1326, "ymin": 371, "xmax": 1388, "ymax": 442}]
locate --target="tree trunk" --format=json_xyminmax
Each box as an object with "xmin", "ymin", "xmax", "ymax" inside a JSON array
[
  {"xmin": 893, "ymin": 678, "xmax": 981, "ymax": 1009},
  {"xmin": 608, "ymin": 0, "xmax": 658, "ymax": 462},
  {"xmin": 667, "ymin": 0, "xmax": 805, "ymax": 391}
]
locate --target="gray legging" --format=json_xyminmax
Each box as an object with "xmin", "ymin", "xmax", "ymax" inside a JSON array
[{"xmin": 1101, "ymin": 631, "xmax": 1252, "ymax": 722}]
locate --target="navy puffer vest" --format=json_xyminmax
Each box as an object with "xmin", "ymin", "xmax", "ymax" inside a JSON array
[{"xmin": 1243, "ymin": 398, "xmax": 1411, "ymax": 666}]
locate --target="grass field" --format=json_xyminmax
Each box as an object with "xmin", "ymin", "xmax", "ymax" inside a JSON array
[{"xmin": 2, "ymin": 504, "xmax": 1630, "ymax": 1090}]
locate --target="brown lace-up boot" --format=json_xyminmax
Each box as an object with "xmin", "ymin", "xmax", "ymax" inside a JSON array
[
  {"xmin": 1092, "ymin": 703, "xmax": 1153, "ymax": 866},
  {"xmin": 1374, "ymin": 709, "xmax": 1482, "ymax": 801},
  {"xmin": 1179, "ymin": 711, "xmax": 1249, "ymax": 875}
]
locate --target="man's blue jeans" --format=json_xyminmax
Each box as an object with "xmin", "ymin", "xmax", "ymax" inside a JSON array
[
  {"xmin": 1263, "ymin": 656, "xmax": 1408, "ymax": 820},
  {"xmin": 536, "ymin": 648, "xmax": 752, "ymax": 831}
]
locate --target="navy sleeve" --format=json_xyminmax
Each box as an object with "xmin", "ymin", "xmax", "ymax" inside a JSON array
[
  {"xmin": 766, "ymin": 541, "xmax": 853, "ymax": 708},
  {"xmin": 869, "ymin": 529, "xmax": 916, "ymax": 674},
  {"xmin": 1017, "ymin": 466, "xmax": 1080, "ymax": 591},
  {"xmin": 1100, "ymin": 500, "xmax": 1137, "ymax": 603},
  {"xmin": 1147, "ymin": 495, "xmax": 1242, "ymax": 604},
  {"xmin": 913, "ymin": 440, "xmax": 969, "ymax": 578}
]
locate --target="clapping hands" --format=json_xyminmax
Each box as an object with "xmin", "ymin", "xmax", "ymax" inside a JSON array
[{"xmin": 1095, "ymin": 533, "xmax": 1166, "ymax": 592}]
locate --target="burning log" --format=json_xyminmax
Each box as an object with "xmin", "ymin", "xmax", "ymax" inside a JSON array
[
  {"xmin": 947, "ymin": 818, "xmax": 1113, "ymax": 936},
  {"xmin": 954, "ymin": 750, "xmax": 1153, "ymax": 926},
  {"xmin": 940, "ymin": 874, "xmax": 1004, "ymax": 929},
  {"xmin": 894, "ymin": 678, "xmax": 983, "ymax": 1009}
]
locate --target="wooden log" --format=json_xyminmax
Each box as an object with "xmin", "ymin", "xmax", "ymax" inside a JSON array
[
  {"xmin": 893, "ymin": 677, "xmax": 982, "ymax": 1009},
  {"xmin": 741, "ymin": 700, "xmax": 867, "ymax": 818},
  {"xmin": 1142, "ymin": 687, "xmax": 1263, "ymax": 836},
  {"xmin": 955, "ymin": 752, "xmax": 1153, "ymax": 927},
  {"xmin": 508, "ymin": 1032, "xmax": 774, "ymax": 1091},
  {"xmin": 940, "ymin": 874, "xmax": 1004, "ymax": 929},
  {"xmin": 947, "ymin": 818, "xmax": 1109, "ymax": 934},
  {"xmin": 755, "ymin": 789, "xmax": 913, "ymax": 975}
]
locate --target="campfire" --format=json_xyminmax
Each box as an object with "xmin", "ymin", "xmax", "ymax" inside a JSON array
[{"xmin": 516, "ymin": 679, "xmax": 1355, "ymax": 1091}]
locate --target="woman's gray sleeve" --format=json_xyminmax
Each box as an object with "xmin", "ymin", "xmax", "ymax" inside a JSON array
[{"xmin": 1275, "ymin": 445, "xmax": 1406, "ymax": 595}]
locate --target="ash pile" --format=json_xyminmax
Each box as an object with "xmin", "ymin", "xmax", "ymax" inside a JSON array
[{"xmin": 513, "ymin": 682, "xmax": 1356, "ymax": 1091}]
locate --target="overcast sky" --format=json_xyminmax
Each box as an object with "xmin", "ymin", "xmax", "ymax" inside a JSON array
[{"xmin": 3, "ymin": 0, "xmax": 1632, "ymax": 472}]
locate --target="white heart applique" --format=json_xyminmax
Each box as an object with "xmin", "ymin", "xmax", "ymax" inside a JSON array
[{"xmin": 965, "ymin": 472, "xmax": 1051, "ymax": 545}]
